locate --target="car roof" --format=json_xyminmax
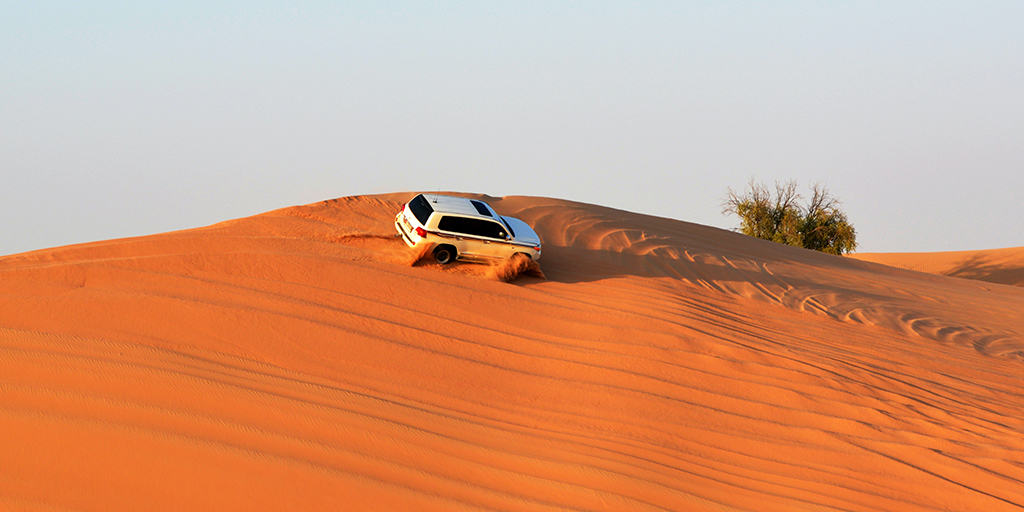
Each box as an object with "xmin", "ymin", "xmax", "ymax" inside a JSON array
[{"xmin": 419, "ymin": 194, "xmax": 499, "ymax": 219}]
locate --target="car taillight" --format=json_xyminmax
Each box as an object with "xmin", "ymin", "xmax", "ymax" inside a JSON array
[
  {"xmin": 415, "ymin": 226, "xmax": 427, "ymax": 237},
  {"xmin": 532, "ymin": 246, "xmax": 541, "ymax": 251}
]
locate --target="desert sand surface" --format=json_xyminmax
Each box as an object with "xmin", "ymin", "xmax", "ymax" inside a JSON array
[
  {"xmin": 851, "ymin": 247, "xmax": 1024, "ymax": 288},
  {"xmin": 1, "ymin": 192, "xmax": 1022, "ymax": 511}
]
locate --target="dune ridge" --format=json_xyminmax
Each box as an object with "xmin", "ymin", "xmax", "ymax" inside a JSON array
[{"xmin": 1, "ymin": 192, "xmax": 1022, "ymax": 511}]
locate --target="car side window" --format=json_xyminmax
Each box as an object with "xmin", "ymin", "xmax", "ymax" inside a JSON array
[
  {"xmin": 438, "ymin": 216, "xmax": 469, "ymax": 235},
  {"xmin": 482, "ymin": 221, "xmax": 507, "ymax": 239},
  {"xmin": 438, "ymin": 216, "xmax": 507, "ymax": 239}
]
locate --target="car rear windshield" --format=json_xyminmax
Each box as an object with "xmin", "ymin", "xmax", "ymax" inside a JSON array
[{"xmin": 409, "ymin": 194, "xmax": 434, "ymax": 225}]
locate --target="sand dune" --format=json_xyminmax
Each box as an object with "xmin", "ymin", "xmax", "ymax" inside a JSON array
[
  {"xmin": 1, "ymin": 192, "xmax": 1022, "ymax": 511},
  {"xmin": 851, "ymin": 247, "xmax": 1024, "ymax": 288}
]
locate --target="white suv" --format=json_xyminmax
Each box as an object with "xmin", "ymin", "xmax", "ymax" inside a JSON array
[{"xmin": 395, "ymin": 194, "xmax": 542, "ymax": 265}]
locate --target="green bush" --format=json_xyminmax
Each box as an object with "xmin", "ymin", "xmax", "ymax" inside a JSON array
[{"xmin": 724, "ymin": 180, "xmax": 857, "ymax": 255}]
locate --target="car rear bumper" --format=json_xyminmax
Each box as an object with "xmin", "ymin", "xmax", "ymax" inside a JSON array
[{"xmin": 394, "ymin": 213, "xmax": 417, "ymax": 247}]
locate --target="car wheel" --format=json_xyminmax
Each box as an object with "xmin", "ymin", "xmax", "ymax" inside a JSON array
[
  {"xmin": 433, "ymin": 245, "xmax": 456, "ymax": 265},
  {"xmin": 513, "ymin": 252, "xmax": 531, "ymax": 261}
]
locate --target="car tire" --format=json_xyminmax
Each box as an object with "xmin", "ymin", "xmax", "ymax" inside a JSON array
[{"xmin": 433, "ymin": 245, "xmax": 456, "ymax": 265}]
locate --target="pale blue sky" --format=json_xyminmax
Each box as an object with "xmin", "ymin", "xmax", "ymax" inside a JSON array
[{"xmin": 2, "ymin": 1, "xmax": 1021, "ymax": 255}]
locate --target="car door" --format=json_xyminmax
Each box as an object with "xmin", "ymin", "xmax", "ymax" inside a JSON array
[
  {"xmin": 453, "ymin": 217, "xmax": 510, "ymax": 260},
  {"xmin": 473, "ymin": 219, "xmax": 512, "ymax": 260}
]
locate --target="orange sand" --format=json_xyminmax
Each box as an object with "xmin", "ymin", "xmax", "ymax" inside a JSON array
[
  {"xmin": 852, "ymin": 247, "xmax": 1024, "ymax": 287},
  {"xmin": 1, "ymin": 193, "xmax": 1022, "ymax": 511}
]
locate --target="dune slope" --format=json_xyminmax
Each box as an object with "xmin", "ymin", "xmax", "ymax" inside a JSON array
[
  {"xmin": 851, "ymin": 247, "xmax": 1024, "ymax": 288},
  {"xmin": 1, "ymin": 193, "xmax": 1022, "ymax": 511}
]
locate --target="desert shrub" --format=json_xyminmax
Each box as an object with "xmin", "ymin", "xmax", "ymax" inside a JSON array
[{"xmin": 724, "ymin": 180, "xmax": 857, "ymax": 255}]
